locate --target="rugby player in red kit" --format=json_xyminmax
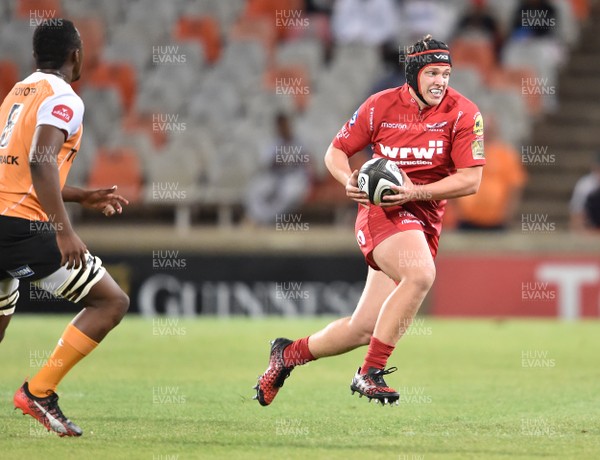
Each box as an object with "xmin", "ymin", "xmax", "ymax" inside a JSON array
[{"xmin": 255, "ymin": 35, "xmax": 485, "ymax": 405}]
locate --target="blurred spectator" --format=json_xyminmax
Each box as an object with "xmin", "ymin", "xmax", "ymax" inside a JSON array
[
  {"xmin": 369, "ymin": 41, "xmax": 407, "ymax": 94},
  {"xmin": 331, "ymin": 0, "xmax": 399, "ymax": 46},
  {"xmin": 510, "ymin": 0, "xmax": 558, "ymax": 40},
  {"xmin": 584, "ymin": 187, "xmax": 600, "ymax": 232},
  {"xmin": 453, "ymin": 0, "xmax": 504, "ymax": 59},
  {"xmin": 570, "ymin": 153, "xmax": 600, "ymax": 233},
  {"xmin": 455, "ymin": 115, "xmax": 527, "ymax": 231},
  {"xmin": 243, "ymin": 113, "xmax": 312, "ymax": 226}
]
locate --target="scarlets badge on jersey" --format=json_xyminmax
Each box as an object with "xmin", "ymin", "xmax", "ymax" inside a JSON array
[{"xmin": 473, "ymin": 112, "xmax": 484, "ymax": 137}]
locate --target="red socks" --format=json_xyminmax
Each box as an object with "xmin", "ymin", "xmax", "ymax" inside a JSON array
[
  {"xmin": 361, "ymin": 337, "xmax": 395, "ymax": 373},
  {"xmin": 283, "ymin": 336, "xmax": 316, "ymax": 367}
]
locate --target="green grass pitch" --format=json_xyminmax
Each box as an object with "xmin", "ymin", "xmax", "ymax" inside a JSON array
[{"xmin": 0, "ymin": 315, "xmax": 598, "ymax": 459}]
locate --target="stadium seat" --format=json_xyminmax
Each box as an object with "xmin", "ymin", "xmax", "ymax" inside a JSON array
[
  {"xmin": 0, "ymin": 61, "xmax": 19, "ymax": 101},
  {"xmin": 276, "ymin": 39, "xmax": 324, "ymax": 83},
  {"xmin": 489, "ymin": 67, "xmax": 542, "ymax": 116},
  {"xmin": 213, "ymin": 40, "xmax": 267, "ymax": 100},
  {"xmin": 243, "ymin": 0, "xmax": 304, "ymax": 41},
  {"xmin": 61, "ymin": 0, "xmax": 126, "ymax": 31},
  {"xmin": 87, "ymin": 147, "xmax": 144, "ymax": 203},
  {"xmin": 106, "ymin": 129, "xmax": 158, "ymax": 182},
  {"xmin": 174, "ymin": 16, "xmax": 222, "ymax": 64},
  {"xmin": 264, "ymin": 64, "xmax": 311, "ymax": 112},
  {"xmin": 502, "ymin": 38, "xmax": 562, "ymax": 111},
  {"xmin": 121, "ymin": 113, "xmax": 168, "ymax": 150},
  {"xmin": 303, "ymin": 149, "xmax": 369, "ymax": 224},
  {"xmin": 480, "ymin": 89, "xmax": 530, "ymax": 147},
  {"xmin": 448, "ymin": 67, "xmax": 485, "ymax": 102},
  {"xmin": 230, "ymin": 16, "xmax": 277, "ymax": 63},
  {"xmin": 570, "ymin": 0, "xmax": 589, "ymax": 20},
  {"xmin": 0, "ymin": 20, "xmax": 35, "ymax": 78},
  {"xmin": 16, "ymin": 0, "xmax": 62, "ymax": 19},
  {"xmin": 88, "ymin": 61, "xmax": 137, "ymax": 114},
  {"xmin": 188, "ymin": 77, "xmax": 243, "ymax": 127},
  {"xmin": 487, "ymin": 0, "xmax": 519, "ymax": 33},
  {"xmin": 450, "ymin": 38, "xmax": 497, "ymax": 83},
  {"xmin": 80, "ymin": 87, "xmax": 123, "ymax": 146},
  {"xmin": 554, "ymin": 0, "xmax": 579, "ymax": 46},
  {"xmin": 103, "ymin": 25, "xmax": 153, "ymax": 73},
  {"xmin": 285, "ymin": 12, "xmax": 332, "ymax": 45},
  {"xmin": 72, "ymin": 17, "xmax": 106, "ymax": 75},
  {"xmin": 67, "ymin": 134, "xmax": 97, "ymax": 188},
  {"xmin": 136, "ymin": 57, "xmax": 201, "ymax": 114}
]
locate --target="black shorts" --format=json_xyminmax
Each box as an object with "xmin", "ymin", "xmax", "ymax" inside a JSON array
[{"xmin": 0, "ymin": 215, "xmax": 62, "ymax": 281}]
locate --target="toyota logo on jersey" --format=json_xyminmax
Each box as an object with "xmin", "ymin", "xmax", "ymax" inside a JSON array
[{"xmin": 379, "ymin": 140, "xmax": 444, "ymax": 160}]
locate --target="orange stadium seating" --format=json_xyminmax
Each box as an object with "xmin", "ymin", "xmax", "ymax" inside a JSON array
[
  {"xmin": 489, "ymin": 67, "xmax": 542, "ymax": 117},
  {"xmin": 0, "ymin": 61, "xmax": 19, "ymax": 101},
  {"xmin": 88, "ymin": 62, "xmax": 137, "ymax": 114},
  {"xmin": 122, "ymin": 113, "xmax": 168, "ymax": 150},
  {"xmin": 244, "ymin": 0, "xmax": 304, "ymax": 41},
  {"xmin": 450, "ymin": 38, "xmax": 497, "ymax": 84},
  {"xmin": 264, "ymin": 64, "xmax": 310, "ymax": 111},
  {"xmin": 0, "ymin": 0, "xmax": 587, "ymax": 227},
  {"xmin": 72, "ymin": 17, "xmax": 105, "ymax": 75},
  {"xmin": 230, "ymin": 15, "xmax": 277, "ymax": 62},
  {"xmin": 174, "ymin": 16, "xmax": 222, "ymax": 64},
  {"xmin": 16, "ymin": 0, "xmax": 61, "ymax": 19},
  {"xmin": 87, "ymin": 147, "xmax": 143, "ymax": 203}
]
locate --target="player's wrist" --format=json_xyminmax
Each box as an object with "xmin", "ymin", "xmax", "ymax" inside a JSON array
[{"xmin": 411, "ymin": 184, "xmax": 434, "ymax": 202}]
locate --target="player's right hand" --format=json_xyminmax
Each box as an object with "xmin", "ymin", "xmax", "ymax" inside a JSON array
[
  {"xmin": 56, "ymin": 229, "xmax": 88, "ymax": 269},
  {"xmin": 346, "ymin": 170, "xmax": 370, "ymax": 207}
]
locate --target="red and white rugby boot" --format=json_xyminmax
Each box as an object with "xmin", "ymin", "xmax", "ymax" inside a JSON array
[
  {"xmin": 350, "ymin": 367, "xmax": 400, "ymax": 406},
  {"xmin": 14, "ymin": 381, "xmax": 83, "ymax": 436},
  {"xmin": 254, "ymin": 338, "xmax": 294, "ymax": 406}
]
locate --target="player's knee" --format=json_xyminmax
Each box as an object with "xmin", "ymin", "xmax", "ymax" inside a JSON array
[
  {"xmin": 356, "ymin": 329, "xmax": 372, "ymax": 346},
  {"xmin": 110, "ymin": 291, "xmax": 129, "ymax": 326},
  {"xmin": 408, "ymin": 265, "xmax": 436, "ymax": 293},
  {"xmin": 349, "ymin": 320, "xmax": 374, "ymax": 346},
  {"xmin": 86, "ymin": 289, "xmax": 129, "ymax": 327}
]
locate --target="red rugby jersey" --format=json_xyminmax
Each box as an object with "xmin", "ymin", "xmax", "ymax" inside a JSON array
[{"xmin": 332, "ymin": 83, "xmax": 485, "ymax": 236}]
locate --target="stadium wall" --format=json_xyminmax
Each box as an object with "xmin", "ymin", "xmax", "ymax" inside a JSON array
[{"xmin": 16, "ymin": 226, "xmax": 600, "ymax": 319}]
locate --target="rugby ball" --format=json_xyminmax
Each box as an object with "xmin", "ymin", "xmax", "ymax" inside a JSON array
[{"xmin": 358, "ymin": 158, "xmax": 404, "ymax": 205}]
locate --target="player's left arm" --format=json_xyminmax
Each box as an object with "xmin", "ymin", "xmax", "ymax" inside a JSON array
[
  {"xmin": 382, "ymin": 167, "xmax": 482, "ymax": 205},
  {"xmin": 62, "ymin": 185, "xmax": 129, "ymax": 216},
  {"xmin": 384, "ymin": 108, "xmax": 485, "ymax": 205}
]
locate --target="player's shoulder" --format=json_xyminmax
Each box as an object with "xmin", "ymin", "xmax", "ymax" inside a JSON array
[
  {"xmin": 23, "ymin": 72, "xmax": 83, "ymax": 106},
  {"xmin": 365, "ymin": 86, "xmax": 402, "ymax": 107},
  {"xmin": 442, "ymin": 87, "xmax": 480, "ymax": 115}
]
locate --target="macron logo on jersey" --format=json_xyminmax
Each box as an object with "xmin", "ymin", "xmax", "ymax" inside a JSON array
[
  {"xmin": 51, "ymin": 105, "xmax": 73, "ymax": 123},
  {"xmin": 379, "ymin": 140, "xmax": 444, "ymax": 159}
]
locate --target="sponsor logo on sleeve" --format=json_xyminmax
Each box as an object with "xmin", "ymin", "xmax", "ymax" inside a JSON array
[
  {"xmin": 337, "ymin": 125, "xmax": 350, "ymax": 139},
  {"xmin": 471, "ymin": 139, "xmax": 484, "ymax": 159},
  {"xmin": 349, "ymin": 110, "xmax": 358, "ymax": 126},
  {"xmin": 473, "ymin": 112, "xmax": 484, "ymax": 137},
  {"xmin": 51, "ymin": 105, "xmax": 74, "ymax": 123}
]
